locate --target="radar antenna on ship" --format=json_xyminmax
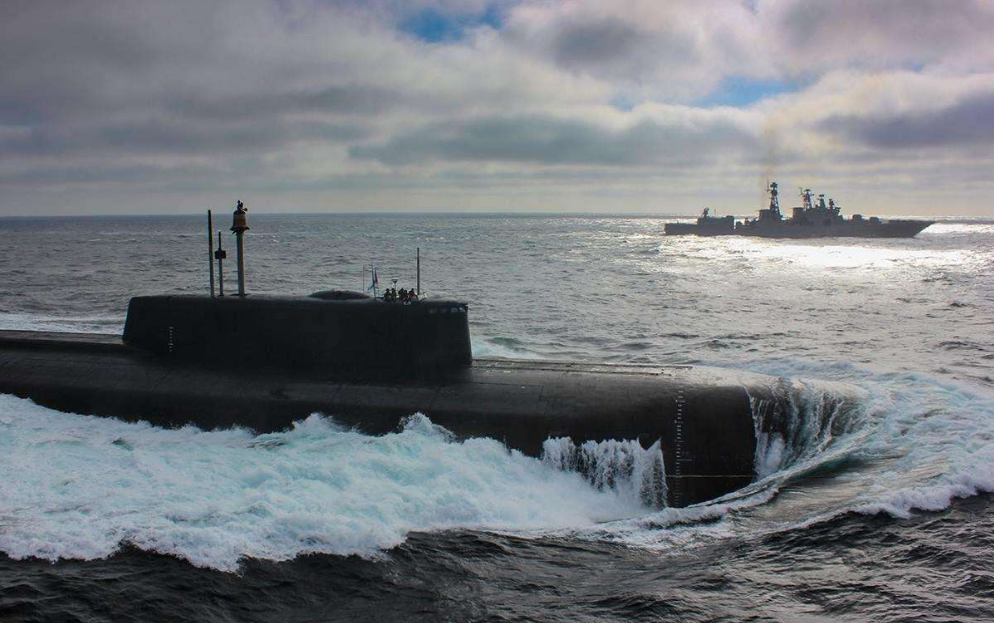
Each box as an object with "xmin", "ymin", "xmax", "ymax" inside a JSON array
[{"xmin": 767, "ymin": 181, "xmax": 781, "ymax": 217}]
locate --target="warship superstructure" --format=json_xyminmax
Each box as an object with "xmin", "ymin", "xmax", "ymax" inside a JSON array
[{"xmin": 665, "ymin": 182, "xmax": 934, "ymax": 238}]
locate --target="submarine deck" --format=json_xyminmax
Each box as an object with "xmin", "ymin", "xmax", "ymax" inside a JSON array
[{"xmin": 0, "ymin": 329, "xmax": 696, "ymax": 375}]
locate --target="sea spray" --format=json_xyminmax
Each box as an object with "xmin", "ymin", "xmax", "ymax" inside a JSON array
[
  {"xmin": 737, "ymin": 360, "xmax": 994, "ymax": 524},
  {"xmin": 561, "ymin": 374, "xmax": 877, "ymax": 551},
  {"xmin": 541, "ymin": 438, "xmax": 667, "ymax": 508},
  {"xmin": 847, "ymin": 372, "xmax": 994, "ymax": 519},
  {"xmin": 0, "ymin": 396, "xmax": 646, "ymax": 572},
  {"xmin": 750, "ymin": 376, "xmax": 866, "ymax": 479}
]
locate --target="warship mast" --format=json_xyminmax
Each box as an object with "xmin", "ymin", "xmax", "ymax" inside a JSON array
[{"xmin": 768, "ymin": 181, "xmax": 782, "ymax": 219}]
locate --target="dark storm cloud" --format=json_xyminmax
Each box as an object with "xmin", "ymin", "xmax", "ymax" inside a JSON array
[
  {"xmin": 820, "ymin": 91, "xmax": 994, "ymax": 150},
  {"xmin": 350, "ymin": 114, "xmax": 756, "ymax": 166}
]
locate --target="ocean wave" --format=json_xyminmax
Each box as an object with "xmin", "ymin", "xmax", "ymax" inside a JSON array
[
  {"xmin": 3, "ymin": 355, "xmax": 994, "ymax": 572},
  {"xmin": 0, "ymin": 396, "xmax": 645, "ymax": 572},
  {"xmin": 750, "ymin": 376, "xmax": 869, "ymax": 479},
  {"xmin": 743, "ymin": 361, "xmax": 994, "ymax": 507},
  {"xmin": 561, "ymin": 361, "xmax": 994, "ymax": 553}
]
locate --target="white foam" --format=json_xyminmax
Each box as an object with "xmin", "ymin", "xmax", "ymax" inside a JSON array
[
  {"xmin": 0, "ymin": 396, "xmax": 646, "ymax": 572},
  {"xmin": 749, "ymin": 376, "xmax": 868, "ymax": 479},
  {"xmin": 845, "ymin": 373, "xmax": 994, "ymax": 519},
  {"xmin": 471, "ymin": 337, "xmax": 542, "ymax": 359},
  {"xmin": 744, "ymin": 361, "xmax": 994, "ymax": 528},
  {"xmin": 572, "ymin": 363, "xmax": 994, "ymax": 551},
  {"xmin": 541, "ymin": 438, "xmax": 667, "ymax": 508}
]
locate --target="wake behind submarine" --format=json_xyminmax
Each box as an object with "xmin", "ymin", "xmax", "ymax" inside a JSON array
[{"xmin": 0, "ymin": 203, "xmax": 835, "ymax": 507}]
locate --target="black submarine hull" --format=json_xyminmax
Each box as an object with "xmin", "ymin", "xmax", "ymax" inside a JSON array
[{"xmin": 0, "ymin": 329, "xmax": 775, "ymax": 507}]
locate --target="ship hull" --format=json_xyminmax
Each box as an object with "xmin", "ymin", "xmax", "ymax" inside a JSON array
[
  {"xmin": 0, "ymin": 329, "xmax": 785, "ymax": 507},
  {"xmin": 663, "ymin": 223, "xmax": 736, "ymax": 236},
  {"xmin": 738, "ymin": 219, "xmax": 934, "ymax": 239},
  {"xmin": 666, "ymin": 219, "xmax": 934, "ymax": 238}
]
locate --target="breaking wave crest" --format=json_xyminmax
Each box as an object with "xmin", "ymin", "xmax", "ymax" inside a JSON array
[
  {"xmin": 0, "ymin": 396, "xmax": 646, "ymax": 572},
  {"xmin": 541, "ymin": 438, "xmax": 667, "ymax": 508},
  {"xmin": 568, "ymin": 364, "xmax": 994, "ymax": 551},
  {"xmin": 750, "ymin": 376, "xmax": 869, "ymax": 480},
  {"xmin": 740, "ymin": 366, "xmax": 994, "ymax": 523},
  {"xmin": 740, "ymin": 361, "xmax": 994, "ymax": 522}
]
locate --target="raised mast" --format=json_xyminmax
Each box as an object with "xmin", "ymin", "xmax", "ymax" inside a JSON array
[{"xmin": 768, "ymin": 181, "xmax": 782, "ymax": 218}]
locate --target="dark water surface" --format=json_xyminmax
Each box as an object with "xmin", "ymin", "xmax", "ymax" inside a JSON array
[
  {"xmin": 1, "ymin": 214, "xmax": 993, "ymax": 621},
  {"xmin": 5, "ymin": 496, "xmax": 994, "ymax": 623}
]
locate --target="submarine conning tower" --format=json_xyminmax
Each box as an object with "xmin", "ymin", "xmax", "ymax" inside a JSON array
[
  {"xmin": 126, "ymin": 202, "xmax": 471, "ymax": 379},
  {"xmin": 0, "ymin": 202, "xmax": 793, "ymax": 507},
  {"xmin": 123, "ymin": 294, "xmax": 471, "ymax": 378}
]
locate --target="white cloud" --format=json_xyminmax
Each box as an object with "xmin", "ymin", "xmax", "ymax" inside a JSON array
[
  {"xmin": 759, "ymin": 0, "xmax": 994, "ymax": 74},
  {"xmin": 1, "ymin": 0, "xmax": 993, "ymax": 215},
  {"xmin": 500, "ymin": 0, "xmax": 773, "ymax": 100}
]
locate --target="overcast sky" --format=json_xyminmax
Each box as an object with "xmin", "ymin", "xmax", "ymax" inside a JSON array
[{"xmin": 2, "ymin": 0, "xmax": 994, "ymax": 216}]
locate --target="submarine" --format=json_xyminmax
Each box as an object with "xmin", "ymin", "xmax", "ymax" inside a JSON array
[{"xmin": 0, "ymin": 203, "xmax": 815, "ymax": 507}]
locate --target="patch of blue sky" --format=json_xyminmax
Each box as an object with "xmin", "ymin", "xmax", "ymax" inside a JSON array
[
  {"xmin": 609, "ymin": 94, "xmax": 637, "ymax": 112},
  {"xmin": 697, "ymin": 77, "xmax": 800, "ymax": 107},
  {"xmin": 400, "ymin": 4, "xmax": 504, "ymax": 43}
]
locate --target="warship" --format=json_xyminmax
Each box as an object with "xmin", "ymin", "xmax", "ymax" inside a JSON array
[{"xmin": 664, "ymin": 182, "xmax": 934, "ymax": 238}]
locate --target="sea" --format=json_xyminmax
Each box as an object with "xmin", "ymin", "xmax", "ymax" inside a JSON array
[{"xmin": 1, "ymin": 213, "xmax": 993, "ymax": 622}]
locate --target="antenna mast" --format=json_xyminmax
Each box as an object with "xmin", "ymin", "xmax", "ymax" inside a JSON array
[
  {"xmin": 768, "ymin": 181, "xmax": 781, "ymax": 217},
  {"xmin": 207, "ymin": 210, "xmax": 215, "ymax": 297}
]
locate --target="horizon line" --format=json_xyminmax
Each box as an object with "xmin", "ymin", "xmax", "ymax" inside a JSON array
[{"xmin": 1, "ymin": 210, "xmax": 989, "ymax": 220}]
